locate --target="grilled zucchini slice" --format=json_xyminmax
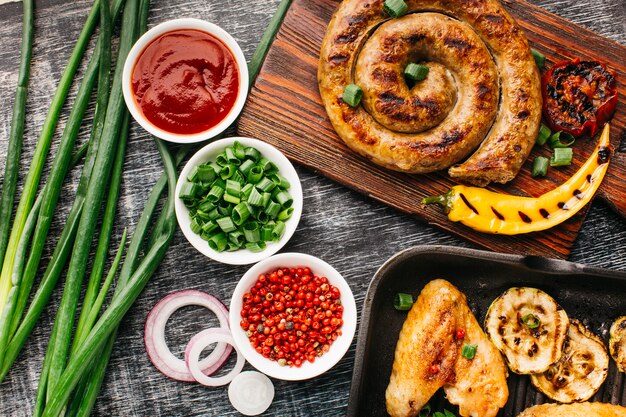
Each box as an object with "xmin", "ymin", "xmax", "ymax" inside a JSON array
[
  {"xmin": 485, "ymin": 287, "xmax": 569, "ymax": 374},
  {"xmin": 530, "ymin": 320, "xmax": 609, "ymax": 403},
  {"xmin": 610, "ymin": 316, "xmax": 626, "ymax": 372}
]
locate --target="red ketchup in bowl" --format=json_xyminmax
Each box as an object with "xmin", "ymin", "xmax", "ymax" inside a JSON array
[{"xmin": 131, "ymin": 29, "xmax": 239, "ymax": 135}]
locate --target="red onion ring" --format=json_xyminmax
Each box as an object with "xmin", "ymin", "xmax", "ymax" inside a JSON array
[
  {"xmin": 185, "ymin": 328, "xmax": 245, "ymax": 387},
  {"xmin": 144, "ymin": 290, "xmax": 232, "ymax": 381}
]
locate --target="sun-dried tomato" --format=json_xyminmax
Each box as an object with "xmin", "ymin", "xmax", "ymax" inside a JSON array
[{"xmin": 542, "ymin": 59, "xmax": 617, "ymax": 138}]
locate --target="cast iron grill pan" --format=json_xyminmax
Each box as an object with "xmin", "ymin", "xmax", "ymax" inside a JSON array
[{"xmin": 347, "ymin": 245, "xmax": 626, "ymax": 417}]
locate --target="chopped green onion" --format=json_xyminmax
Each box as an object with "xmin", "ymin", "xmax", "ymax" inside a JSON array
[
  {"xmin": 217, "ymin": 200, "xmax": 233, "ymax": 216},
  {"xmin": 239, "ymin": 159, "xmax": 255, "ymax": 176},
  {"xmin": 404, "ymin": 63, "xmax": 429, "ymax": 82},
  {"xmin": 536, "ymin": 123, "xmax": 551, "ymax": 146},
  {"xmin": 342, "ymin": 84, "xmax": 363, "ymax": 107},
  {"xmin": 178, "ymin": 182, "xmax": 197, "ymax": 200},
  {"xmin": 187, "ymin": 166, "xmax": 199, "ymax": 182},
  {"xmin": 230, "ymin": 170, "xmax": 246, "ymax": 185},
  {"xmin": 247, "ymin": 166, "xmax": 263, "ymax": 184},
  {"xmin": 197, "ymin": 201, "xmax": 215, "ymax": 213},
  {"xmin": 224, "ymin": 147, "xmax": 240, "ymax": 165},
  {"xmin": 245, "ymin": 241, "xmax": 266, "ymax": 252},
  {"xmin": 206, "ymin": 185, "xmax": 225, "ymax": 203},
  {"xmin": 223, "ymin": 193, "xmax": 240, "ymax": 204},
  {"xmin": 550, "ymin": 147, "xmax": 573, "ymax": 167},
  {"xmin": 393, "ymin": 293, "xmax": 413, "ymax": 311},
  {"xmin": 270, "ymin": 174, "xmax": 290, "ymax": 190},
  {"xmin": 461, "ymin": 343, "xmax": 477, "ymax": 359},
  {"xmin": 274, "ymin": 190, "xmax": 293, "ymax": 208},
  {"xmin": 216, "ymin": 152, "xmax": 228, "ymax": 166},
  {"xmin": 232, "ymin": 203, "xmax": 251, "ymax": 226},
  {"xmin": 257, "ymin": 158, "xmax": 277, "ymax": 173},
  {"xmin": 278, "ymin": 207, "xmax": 294, "ymax": 221},
  {"xmin": 220, "ymin": 164, "xmax": 236, "ymax": 180},
  {"xmin": 549, "ymin": 131, "xmax": 575, "ymax": 149},
  {"xmin": 243, "ymin": 222, "xmax": 261, "ymax": 243},
  {"xmin": 228, "ymin": 230, "xmax": 245, "ymax": 247},
  {"xmin": 196, "ymin": 165, "xmax": 216, "ymax": 182},
  {"xmin": 248, "ymin": 187, "xmax": 264, "ymax": 206},
  {"xmin": 201, "ymin": 221, "xmax": 218, "ymax": 234},
  {"xmin": 384, "ymin": 0, "xmax": 408, "ymax": 18},
  {"xmin": 260, "ymin": 192, "xmax": 271, "ymax": 208},
  {"xmin": 522, "ymin": 313, "xmax": 541, "ymax": 329},
  {"xmin": 260, "ymin": 225, "xmax": 274, "ymax": 242},
  {"xmin": 245, "ymin": 147, "xmax": 261, "ymax": 161},
  {"xmin": 207, "ymin": 208, "xmax": 220, "ymax": 220},
  {"xmin": 266, "ymin": 201, "xmax": 281, "ymax": 219},
  {"xmin": 216, "ymin": 217, "xmax": 237, "ymax": 233},
  {"xmin": 241, "ymin": 183, "xmax": 254, "ymax": 200},
  {"xmin": 208, "ymin": 232, "xmax": 228, "ymax": 252},
  {"xmin": 233, "ymin": 141, "xmax": 246, "ymax": 160},
  {"xmin": 531, "ymin": 48, "xmax": 545, "ymax": 70},
  {"xmin": 531, "ymin": 156, "xmax": 549, "ymax": 177},
  {"xmin": 256, "ymin": 177, "xmax": 276, "ymax": 192},
  {"xmin": 190, "ymin": 218, "xmax": 203, "ymax": 234},
  {"xmin": 272, "ymin": 221, "xmax": 286, "ymax": 240},
  {"xmin": 225, "ymin": 179, "xmax": 241, "ymax": 197},
  {"xmin": 256, "ymin": 211, "xmax": 270, "ymax": 224}
]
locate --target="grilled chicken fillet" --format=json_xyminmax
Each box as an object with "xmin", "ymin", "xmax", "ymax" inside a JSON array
[{"xmin": 386, "ymin": 279, "xmax": 508, "ymax": 417}]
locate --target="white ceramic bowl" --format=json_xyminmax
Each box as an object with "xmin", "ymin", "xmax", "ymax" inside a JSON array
[
  {"xmin": 175, "ymin": 137, "xmax": 303, "ymax": 265},
  {"xmin": 229, "ymin": 253, "xmax": 357, "ymax": 380},
  {"xmin": 122, "ymin": 18, "xmax": 248, "ymax": 143}
]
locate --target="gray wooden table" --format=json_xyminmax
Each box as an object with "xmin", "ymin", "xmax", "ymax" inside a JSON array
[{"xmin": 0, "ymin": 0, "xmax": 624, "ymax": 416}]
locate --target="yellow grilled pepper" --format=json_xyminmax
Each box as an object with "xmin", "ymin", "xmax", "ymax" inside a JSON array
[{"xmin": 423, "ymin": 123, "xmax": 612, "ymax": 235}]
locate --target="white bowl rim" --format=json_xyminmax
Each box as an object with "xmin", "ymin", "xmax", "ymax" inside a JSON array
[
  {"xmin": 175, "ymin": 137, "xmax": 303, "ymax": 265},
  {"xmin": 122, "ymin": 18, "xmax": 249, "ymax": 144},
  {"xmin": 229, "ymin": 253, "xmax": 357, "ymax": 380}
]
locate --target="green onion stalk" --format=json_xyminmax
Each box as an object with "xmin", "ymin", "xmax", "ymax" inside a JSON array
[
  {"xmin": 0, "ymin": 0, "xmax": 33, "ymax": 272},
  {"xmin": 35, "ymin": 0, "xmax": 139, "ymax": 409},
  {"xmin": 0, "ymin": 0, "xmax": 102, "ymax": 324},
  {"xmin": 0, "ymin": 0, "xmax": 126, "ymax": 381}
]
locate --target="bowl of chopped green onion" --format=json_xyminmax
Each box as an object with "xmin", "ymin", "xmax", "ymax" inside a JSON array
[{"xmin": 175, "ymin": 137, "xmax": 303, "ymax": 265}]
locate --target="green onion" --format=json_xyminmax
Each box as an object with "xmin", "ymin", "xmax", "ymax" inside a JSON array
[
  {"xmin": 531, "ymin": 156, "xmax": 549, "ymax": 177},
  {"xmin": 522, "ymin": 313, "xmax": 541, "ymax": 329},
  {"xmin": 247, "ymin": 166, "xmax": 263, "ymax": 184},
  {"xmin": 536, "ymin": 123, "xmax": 551, "ymax": 146},
  {"xmin": 243, "ymin": 222, "xmax": 261, "ymax": 243},
  {"xmin": 225, "ymin": 147, "xmax": 240, "ymax": 165},
  {"xmin": 278, "ymin": 207, "xmax": 294, "ymax": 221},
  {"xmin": 245, "ymin": 241, "xmax": 266, "ymax": 252},
  {"xmin": 179, "ymin": 182, "xmax": 197, "ymax": 200},
  {"xmin": 216, "ymin": 152, "xmax": 228, "ymax": 166},
  {"xmin": 239, "ymin": 159, "xmax": 255, "ymax": 176},
  {"xmin": 196, "ymin": 164, "xmax": 216, "ymax": 182},
  {"xmin": 550, "ymin": 147, "xmax": 573, "ymax": 167},
  {"xmin": 208, "ymin": 232, "xmax": 228, "ymax": 252},
  {"xmin": 233, "ymin": 141, "xmax": 246, "ymax": 160},
  {"xmin": 384, "ymin": 0, "xmax": 408, "ymax": 18},
  {"xmin": 393, "ymin": 293, "xmax": 413, "ymax": 310},
  {"xmin": 342, "ymin": 84, "xmax": 363, "ymax": 107},
  {"xmin": 549, "ymin": 131, "xmax": 576, "ymax": 148},
  {"xmin": 202, "ymin": 221, "xmax": 218, "ymax": 234},
  {"xmin": 245, "ymin": 146, "xmax": 261, "ymax": 161},
  {"xmin": 241, "ymin": 183, "xmax": 254, "ymax": 199},
  {"xmin": 228, "ymin": 231, "xmax": 245, "ymax": 247},
  {"xmin": 260, "ymin": 225, "xmax": 274, "ymax": 241},
  {"xmin": 266, "ymin": 201, "xmax": 281, "ymax": 219},
  {"xmin": 256, "ymin": 177, "xmax": 276, "ymax": 192},
  {"xmin": 232, "ymin": 203, "xmax": 251, "ymax": 226},
  {"xmin": 217, "ymin": 217, "xmax": 237, "ymax": 233},
  {"xmin": 224, "ymin": 193, "xmax": 241, "ymax": 205},
  {"xmin": 274, "ymin": 190, "xmax": 293, "ymax": 208},
  {"xmin": 261, "ymin": 192, "xmax": 272, "ymax": 208},
  {"xmin": 248, "ymin": 187, "xmax": 264, "ymax": 206},
  {"xmin": 220, "ymin": 164, "xmax": 236, "ymax": 179},
  {"xmin": 404, "ymin": 63, "xmax": 429, "ymax": 82},
  {"xmin": 206, "ymin": 184, "xmax": 225, "ymax": 202},
  {"xmin": 461, "ymin": 343, "xmax": 477, "ymax": 359},
  {"xmin": 531, "ymin": 48, "xmax": 546, "ymax": 70},
  {"xmin": 272, "ymin": 221, "xmax": 286, "ymax": 241}
]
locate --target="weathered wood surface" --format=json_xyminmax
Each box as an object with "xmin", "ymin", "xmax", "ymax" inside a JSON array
[
  {"xmin": 0, "ymin": 0, "xmax": 624, "ymax": 416},
  {"xmin": 237, "ymin": 0, "xmax": 626, "ymax": 259}
]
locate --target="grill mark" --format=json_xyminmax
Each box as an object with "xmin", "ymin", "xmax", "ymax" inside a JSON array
[
  {"xmin": 378, "ymin": 92, "xmax": 405, "ymax": 105},
  {"xmin": 328, "ymin": 54, "xmax": 349, "ymax": 66},
  {"xmin": 459, "ymin": 193, "xmax": 479, "ymax": 215},
  {"xmin": 557, "ymin": 202, "xmax": 568, "ymax": 210},
  {"xmin": 443, "ymin": 37, "xmax": 472, "ymax": 52},
  {"xmin": 407, "ymin": 33, "xmax": 426, "ymax": 44},
  {"xmin": 517, "ymin": 110, "xmax": 530, "ymax": 120},
  {"xmin": 573, "ymin": 189, "xmax": 583, "ymax": 199},
  {"xmin": 519, "ymin": 211, "xmax": 532, "ymax": 223},
  {"xmin": 491, "ymin": 207, "xmax": 504, "ymax": 220},
  {"xmin": 483, "ymin": 14, "xmax": 504, "ymax": 24},
  {"xmin": 539, "ymin": 208, "xmax": 550, "ymax": 219},
  {"xmin": 598, "ymin": 147, "xmax": 610, "ymax": 164},
  {"xmin": 441, "ymin": 129, "xmax": 467, "ymax": 146},
  {"xmin": 371, "ymin": 68, "xmax": 398, "ymax": 84},
  {"xmin": 477, "ymin": 83, "xmax": 491, "ymax": 99},
  {"xmin": 586, "ymin": 174, "xmax": 593, "ymax": 183}
]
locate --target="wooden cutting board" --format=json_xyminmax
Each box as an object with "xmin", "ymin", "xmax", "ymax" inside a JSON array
[{"xmin": 237, "ymin": 0, "xmax": 626, "ymax": 259}]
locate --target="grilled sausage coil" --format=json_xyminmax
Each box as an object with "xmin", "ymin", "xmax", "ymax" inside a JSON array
[{"xmin": 318, "ymin": 0, "xmax": 542, "ymax": 186}]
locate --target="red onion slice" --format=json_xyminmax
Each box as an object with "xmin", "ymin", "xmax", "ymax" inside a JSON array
[
  {"xmin": 185, "ymin": 328, "xmax": 245, "ymax": 387},
  {"xmin": 144, "ymin": 290, "xmax": 232, "ymax": 381}
]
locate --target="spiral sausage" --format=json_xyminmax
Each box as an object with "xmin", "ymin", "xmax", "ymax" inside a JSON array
[{"xmin": 318, "ymin": 0, "xmax": 542, "ymax": 186}]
